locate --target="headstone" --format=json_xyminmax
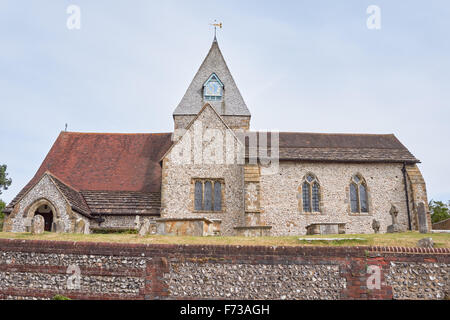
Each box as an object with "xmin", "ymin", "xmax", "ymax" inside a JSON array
[
  {"xmin": 417, "ymin": 202, "xmax": 429, "ymax": 234},
  {"xmin": 134, "ymin": 216, "xmax": 140, "ymax": 230},
  {"xmin": 139, "ymin": 219, "xmax": 150, "ymax": 237},
  {"xmin": 52, "ymin": 220, "xmax": 65, "ymax": 233},
  {"xmin": 24, "ymin": 218, "xmax": 33, "ymax": 233},
  {"xmin": 372, "ymin": 219, "xmax": 380, "ymax": 233},
  {"xmin": 31, "ymin": 215, "xmax": 45, "ymax": 234},
  {"xmin": 417, "ymin": 237, "xmax": 434, "ymax": 248},
  {"xmin": 387, "ymin": 205, "xmax": 403, "ymax": 233},
  {"xmin": 74, "ymin": 219, "xmax": 86, "ymax": 234}
]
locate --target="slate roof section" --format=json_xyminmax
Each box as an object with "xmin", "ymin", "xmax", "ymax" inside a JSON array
[
  {"xmin": 243, "ymin": 132, "xmax": 419, "ymax": 163},
  {"xmin": 48, "ymin": 173, "xmax": 91, "ymax": 217},
  {"xmin": 81, "ymin": 191, "xmax": 161, "ymax": 216},
  {"xmin": 173, "ymin": 39, "xmax": 251, "ymax": 117}
]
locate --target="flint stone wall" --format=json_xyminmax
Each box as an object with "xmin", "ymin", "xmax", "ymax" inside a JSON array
[
  {"xmin": 90, "ymin": 215, "xmax": 142, "ymax": 231},
  {"xmin": 4, "ymin": 175, "xmax": 89, "ymax": 233},
  {"xmin": 260, "ymin": 162, "xmax": 410, "ymax": 236},
  {"xmin": 0, "ymin": 239, "xmax": 448, "ymax": 300},
  {"xmin": 162, "ymin": 105, "xmax": 245, "ymax": 236}
]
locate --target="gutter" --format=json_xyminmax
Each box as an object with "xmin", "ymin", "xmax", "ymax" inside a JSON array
[{"xmin": 402, "ymin": 162, "xmax": 412, "ymax": 230}]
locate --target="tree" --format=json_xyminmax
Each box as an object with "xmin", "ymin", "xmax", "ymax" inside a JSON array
[
  {"xmin": 0, "ymin": 199, "xmax": 4, "ymax": 230},
  {"xmin": 0, "ymin": 164, "xmax": 12, "ymax": 195},
  {"xmin": 429, "ymin": 200, "xmax": 450, "ymax": 224}
]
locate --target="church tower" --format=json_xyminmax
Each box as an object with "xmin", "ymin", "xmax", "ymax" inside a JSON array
[{"xmin": 173, "ymin": 38, "xmax": 251, "ymax": 141}]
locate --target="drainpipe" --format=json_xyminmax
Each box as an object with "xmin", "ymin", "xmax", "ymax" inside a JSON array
[{"xmin": 402, "ymin": 162, "xmax": 412, "ymax": 231}]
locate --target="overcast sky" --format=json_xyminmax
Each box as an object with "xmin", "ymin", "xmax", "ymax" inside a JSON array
[{"xmin": 0, "ymin": 1, "xmax": 449, "ymax": 204}]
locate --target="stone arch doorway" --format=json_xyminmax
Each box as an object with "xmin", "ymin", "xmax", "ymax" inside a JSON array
[
  {"xmin": 35, "ymin": 204, "xmax": 53, "ymax": 232},
  {"xmin": 26, "ymin": 198, "xmax": 59, "ymax": 232}
]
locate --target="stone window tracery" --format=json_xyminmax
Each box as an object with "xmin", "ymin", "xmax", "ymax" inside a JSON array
[
  {"xmin": 301, "ymin": 174, "xmax": 321, "ymax": 213},
  {"xmin": 193, "ymin": 179, "xmax": 224, "ymax": 213}
]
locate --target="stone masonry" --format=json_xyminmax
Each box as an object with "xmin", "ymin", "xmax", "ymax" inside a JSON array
[{"xmin": 0, "ymin": 239, "xmax": 448, "ymax": 300}]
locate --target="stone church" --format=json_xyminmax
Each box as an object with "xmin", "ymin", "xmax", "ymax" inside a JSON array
[{"xmin": 3, "ymin": 37, "xmax": 431, "ymax": 236}]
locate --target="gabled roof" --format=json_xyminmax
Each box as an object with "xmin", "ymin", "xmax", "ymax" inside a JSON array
[
  {"xmin": 81, "ymin": 191, "xmax": 161, "ymax": 216},
  {"xmin": 173, "ymin": 39, "xmax": 251, "ymax": 117},
  {"xmin": 243, "ymin": 132, "xmax": 420, "ymax": 163},
  {"xmin": 48, "ymin": 173, "xmax": 91, "ymax": 217},
  {"xmin": 203, "ymin": 73, "xmax": 223, "ymax": 87},
  {"xmin": 162, "ymin": 103, "xmax": 243, "ymax": 162},
  {"xmin": 5, "ymin": 172, "xmax": 92, "ymax": 218},
  {"xmin": 5, "ymin": 132, "xmax": 173, "ymax": 215}
]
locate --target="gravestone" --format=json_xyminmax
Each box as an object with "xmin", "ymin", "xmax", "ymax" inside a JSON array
[
  {"xmin": 134, "ymin": 216, "xmax": 140, "ymax": 230},
  {"xmin": 24, "ymin": 218, "xmax": 33, "ymax": 233},
  {"xmin": 74, "ymin": 219, "xmax": 86, "ymax": 234},
  {"xmin": 417, "ymin": 202, "xmax": 429, "ymax": 234},
  {"xmin": 52, "ymin": 220, "xmax": 65, "ymax": 233},
  {"xmin": 372, "ymin": 219, "xmax": 380, "ymax": 233},
  {"xmin": 387, "ymin": 205, "xmax": 403, "ymax": 233},
  {"xmin": 31, "ymin": 215, "xmax": 45, "ymax": 234},
  {"xmin": 139, "ymin": 219, "xmax": 150, "ymax": 237},
  {"xmin": 417, "ymin": 237, "xmax": 434, "ymax": 248}
]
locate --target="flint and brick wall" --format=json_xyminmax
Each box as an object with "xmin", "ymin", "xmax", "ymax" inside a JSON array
[{"xmin": 0, "ymin": 239, "xmax": 448, "ymax": 300}]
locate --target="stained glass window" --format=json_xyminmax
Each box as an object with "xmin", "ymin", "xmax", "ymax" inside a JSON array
[
  {"xmin": 350, "ymin": 183, "xmax": 359, "ymax": 213},
  {"xmin": 350, "ymin": 175, "xmax": 369, "ymax": 214},
  {"xmin": 194, "ymin": 179, "xmax": 223, "ymax": 212},
  {"xmin": 302, "ymin": 182, "xmax": 311, "ymax": 212},
  {"xmin": 214, "ymin": 181, "xmax": 222, "ymax": 212},
  {"xmin": 194, "ymin": 182, "xmax": 203, "ymax": 211},
  {"xmin": 360, "ymin": 184, "xmax": 368, "ymax": 213},
  {"xmin": 312, "ymin": 183, "xmax": 320, "ymax": 212},
  {"xmin": 204, "ymin": 181, "xmax": 213, "ymax": 211},
  {"xmin": 302, "ymin": 174, "xmax": 321, "ymax": 213}
]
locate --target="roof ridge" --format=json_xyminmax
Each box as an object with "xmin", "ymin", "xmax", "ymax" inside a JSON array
[
  {"xmin": 62, "ymin": 132, "xmax": 172, "ymax": 136},
  {"xmin": 45, "ymin": 171, "xmax": 80, "ymax": 192},
  {"xmin": 254, "ymin": 131, "xmax": 396, "ymax": 137}
]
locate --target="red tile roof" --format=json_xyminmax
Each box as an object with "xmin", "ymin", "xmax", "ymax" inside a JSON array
[
  {"xmin": 5, "ymin": 132, "xmax": 173, "ymax": 215},
  {"xmin": 34, "ymin": 132, "xmax": 172, "ymax": 192}
]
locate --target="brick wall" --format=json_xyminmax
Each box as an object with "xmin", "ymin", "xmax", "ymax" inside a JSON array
[{"xmin": 0, "ymin": 239, "xmax": 448, "ymax": 300}]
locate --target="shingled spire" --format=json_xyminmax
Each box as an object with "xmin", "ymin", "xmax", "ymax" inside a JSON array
[{"xmin": 173, "ymin": 39, "xmax": 251, "ymax": 118}]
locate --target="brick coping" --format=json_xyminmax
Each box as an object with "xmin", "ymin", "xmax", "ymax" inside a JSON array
[{"xmin": 0, "ymin": 238, "xmax": 448, "ymax": 255}]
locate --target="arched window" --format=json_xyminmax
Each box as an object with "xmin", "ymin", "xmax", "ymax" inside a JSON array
[
  {"xmin": 350, "ymin": 175, "xmax": 369, "ymax": 213},
  {"xmin": 301, "ymin": 174, "xmax": 321, "ymax": 213}
]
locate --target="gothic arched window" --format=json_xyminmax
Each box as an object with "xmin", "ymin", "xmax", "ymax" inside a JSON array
[
  {"xmin": 302, "ymin": 174, "xmax": 321, "ymax": 213},
  {"xmin": 350, "ymin": 175, "xmax": 369, "ymax": 214}
]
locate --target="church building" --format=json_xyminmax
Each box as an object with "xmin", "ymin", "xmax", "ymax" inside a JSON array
[{"xmin": 2, "ymin": 37, "xmax": 431, "ymax": 236}]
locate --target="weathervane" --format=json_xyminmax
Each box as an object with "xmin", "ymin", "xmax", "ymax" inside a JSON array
[{"xmin": 210, "ymin": 20, "xmax": 222, "ymax": 40}]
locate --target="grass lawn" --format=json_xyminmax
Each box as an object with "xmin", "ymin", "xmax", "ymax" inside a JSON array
[{"xmin": 0, "ymin": 231, "xmax": 449, "ymax": 247}]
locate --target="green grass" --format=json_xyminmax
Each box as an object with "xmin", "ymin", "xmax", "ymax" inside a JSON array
[
  {"xmin": 52, "ymin": 295, "xmax": 71, "ymax": 300},
  {"xmin": 0, "ymin": 231, "xmax": 448, "ymax": 247}
]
